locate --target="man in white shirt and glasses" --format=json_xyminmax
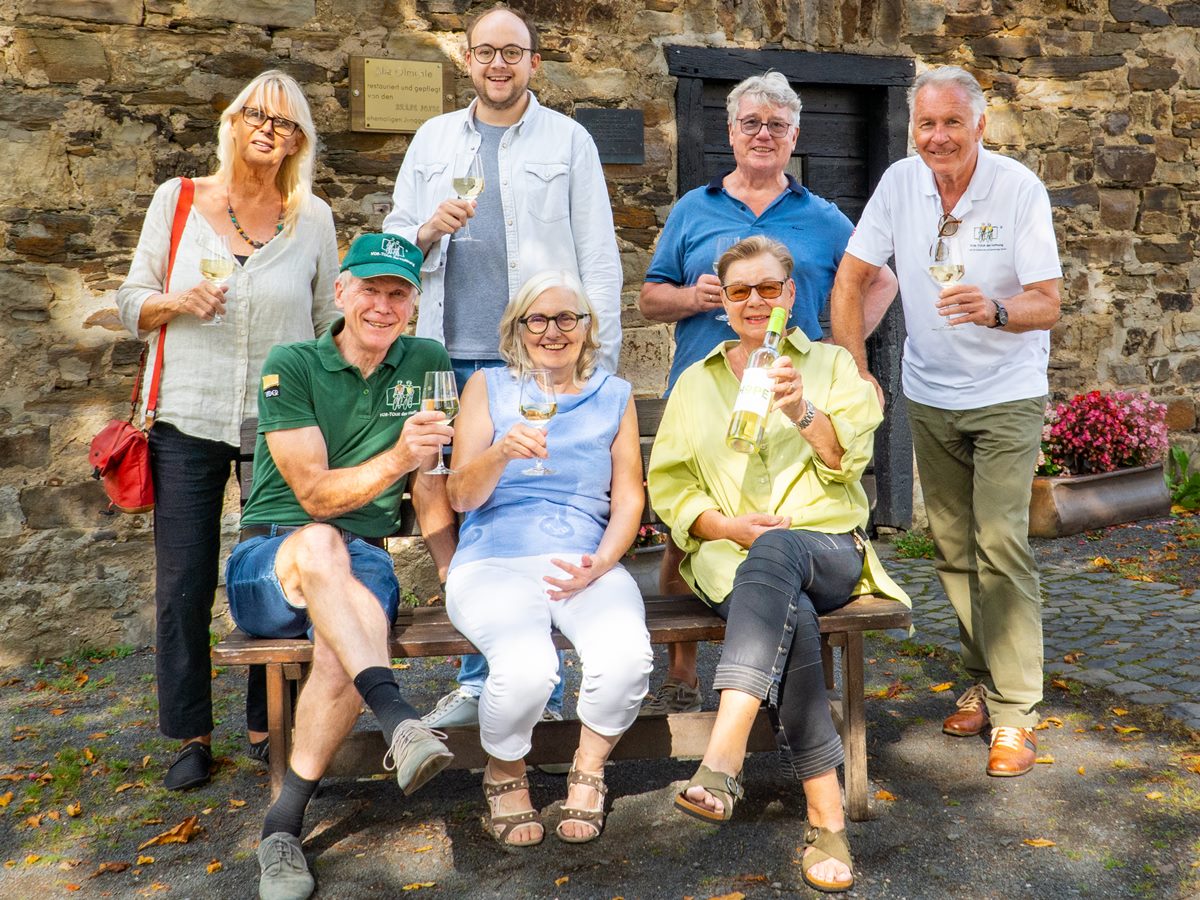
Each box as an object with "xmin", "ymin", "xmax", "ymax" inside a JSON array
[{"xmin": 384, "ymin": 3, "xmax": 622, "ymax": 730}]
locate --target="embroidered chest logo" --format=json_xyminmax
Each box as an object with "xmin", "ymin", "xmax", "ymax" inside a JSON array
[
  {"xmin": 261, "ymin": 373, "xmax": 280, "ymax": 399},
  {"xmin": 970, "ymin": 222, "xmax": 1006, "ymax": 252},
  {"xmin": 384, "ymin": 380, "xmax": 421, "ymax": 416}
]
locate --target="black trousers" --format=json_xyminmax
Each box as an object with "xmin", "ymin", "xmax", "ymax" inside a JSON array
[
  {"xmin": 149, "ymin": 422, "xmax": 267, "ymax": 738},
  {"xmin": 712, "ymin": 529, "xmax": 863, "ymax": 781}
]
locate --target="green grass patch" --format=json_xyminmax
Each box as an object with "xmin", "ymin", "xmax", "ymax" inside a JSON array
[{"xmin": 891, "ymin": 530, "xmax": 936, "ymax": 559}]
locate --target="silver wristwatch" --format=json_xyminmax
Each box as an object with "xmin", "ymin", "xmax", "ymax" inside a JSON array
[
  {"xmin": 990, "ymin": 299, "xmax": 1009, "ymax": 328},
  {"xmin": 794, "ymin": 399, "xmax": 816, "ymax": 430}
]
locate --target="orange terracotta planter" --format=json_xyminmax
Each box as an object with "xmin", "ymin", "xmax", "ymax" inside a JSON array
[{"xmin": 1028, "ymin": 462, "xmax": 1171, "ymax": 538}]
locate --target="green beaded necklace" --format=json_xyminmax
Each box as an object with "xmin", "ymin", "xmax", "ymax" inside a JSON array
[{"xmin": 227, "ymin": 203, "xmax": 283, "ymax": 250}]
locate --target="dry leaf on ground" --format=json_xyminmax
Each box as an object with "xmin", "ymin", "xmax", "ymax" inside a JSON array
[
  {"xmin": 1023, "ymin": 838, "xmax": 1056, "ymax": 848},
  {"xmin": 1035, "ymin": 755, "xmax": 1055, "ymax": 764},
  {"xmin": 1114, "ymin": 725, "xmax": 1142, "ymax": 735},
  {"xmin": 1145, "ymin": 791, "xmax": 1165, "ymax": 800},
  {"xmin": 929, "ymin": 682, "xmax": 953, "ymax": 692},
  {"xmin": 555, "ymin": 875, "xmax": 569, "ymax": 886},
  {"xmin": 206, "ymin": 860, "xmax": 222, "ymax": 874},
  {"xmin": 401, "ymin": 883, "xmax": 436, "ymax": 891},
  {"xmin": 89, "ymin": 861, "xmax": 131, "ymax": 878},
  {"xmin": 138, "ymin": 816, "xmax": 201, "ymax": 851},
  {"xmin": 874, "ymin": 789, "xmax": 897, "ymax": 801}
]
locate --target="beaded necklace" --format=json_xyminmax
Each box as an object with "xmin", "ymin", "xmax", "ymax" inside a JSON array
[{"xmin": 227, "ymin": 202, "xmax": 283, "ymax": 250}]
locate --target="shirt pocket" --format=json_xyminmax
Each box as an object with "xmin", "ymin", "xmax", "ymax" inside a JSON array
[
  {"xmin": 414, "ymin": 162, "xmax": 448, "ymax": 197},
  {"xmin": 525, "ymin": 162, "xmax": 570, "ymax": 223}
]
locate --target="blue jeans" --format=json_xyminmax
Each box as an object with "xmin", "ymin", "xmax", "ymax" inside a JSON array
[
  {"xmin": 449, "ymin": 357, "xmax": 566, "ymax": 715},
  {"xmin": 225, "ymin": 527, "xmax": 400, "ymax": 638}
]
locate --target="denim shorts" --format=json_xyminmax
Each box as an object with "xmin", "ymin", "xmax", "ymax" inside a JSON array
[{"xmin": 225, "ymin": 526, "xmax": 400, "ymax": 639}]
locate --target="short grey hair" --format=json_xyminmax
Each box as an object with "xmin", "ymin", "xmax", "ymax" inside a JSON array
[
  {"xmin": 908, "ymin": 66, "xmax": 987, "ymax": 124},
  {"xmin": 726, "ymin": 71, "xmax": 802, "ymax": 127}
]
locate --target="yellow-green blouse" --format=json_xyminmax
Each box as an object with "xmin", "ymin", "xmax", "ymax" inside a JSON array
[{"xmin": 647, "ymin": 329, "xmax": 911, "ymax": 609}]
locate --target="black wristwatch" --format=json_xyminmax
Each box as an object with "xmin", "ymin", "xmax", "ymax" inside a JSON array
[{"xmin": 990, "ymin": 299, "xmax": 1009, "ymax": 328}]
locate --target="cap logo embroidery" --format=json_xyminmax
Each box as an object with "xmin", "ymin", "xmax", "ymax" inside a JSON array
[{"xmin": 380, "ymin": 237, "xmax": 406, "ymax": 260}]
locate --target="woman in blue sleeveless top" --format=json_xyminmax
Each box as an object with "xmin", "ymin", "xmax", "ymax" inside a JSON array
[{"xmin": 445, "ymin": 271, "xmax": 652, "ymax": 847}]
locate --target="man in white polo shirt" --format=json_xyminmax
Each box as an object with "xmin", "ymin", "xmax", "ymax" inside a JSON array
[{"xmin": 830, "ymin": 66, "xmax": 1062, "ymax": 778}]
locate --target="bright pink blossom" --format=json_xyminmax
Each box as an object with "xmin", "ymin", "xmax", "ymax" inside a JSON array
[{"xmin": 1038, "ymin": 390, "xmax": 1168, "ymax": 476}]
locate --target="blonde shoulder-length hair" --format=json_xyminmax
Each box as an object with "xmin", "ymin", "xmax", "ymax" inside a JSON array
[
  {"xmin": 498, "ymin": 271, "xmax": 600, "ymax": 385},
  {"xmin": 215, "ymin": 70, "xmax": 317, "ymax": 235}
]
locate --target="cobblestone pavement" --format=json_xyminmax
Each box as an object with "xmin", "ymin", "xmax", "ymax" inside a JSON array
[{"xmin": 884, "ymin": 551, "xmax": 1200, "ymax": 733}]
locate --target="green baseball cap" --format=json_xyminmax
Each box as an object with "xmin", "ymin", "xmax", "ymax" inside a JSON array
[{"xmin": 339, "ymin": 233, "xmax": 423, "ymax": 292}]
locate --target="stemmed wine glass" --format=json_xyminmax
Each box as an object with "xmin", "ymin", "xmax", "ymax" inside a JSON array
[
  {"xmin": 712, "ymin": 235, "xmax": 739, "ymax": 323},
  {"xmin": 198, "ymin": 234, "xmax": 234, "ymax": 326},
  {"xmin": 452, "ymin": 150, "xmax": 485, "ymax": 243},
  {"xmin": 422, "ymin": 371, "xmax": 459, "ymax": 475},
  {"xmin": 518, "ymin": 368, "xmax": 557, "ymax": 477},
  {"xmin": 927, "ymin": 229, "xmax": 965, "ymax": 332}
]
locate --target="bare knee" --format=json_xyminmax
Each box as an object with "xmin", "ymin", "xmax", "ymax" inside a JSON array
[{"xmin": 277, "ymin": 525, "xmax": 351, "ymax": 602}]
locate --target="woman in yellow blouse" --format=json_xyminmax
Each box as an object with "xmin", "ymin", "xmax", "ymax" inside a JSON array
[{"xmin": 647, "ymin": 235, "xmax": 908, "ymax": 894}]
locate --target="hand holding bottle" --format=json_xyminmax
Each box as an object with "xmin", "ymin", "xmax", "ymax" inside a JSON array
[{"xmin": 767, "ymin": 357, "xmax": 806, "ymax": 424}]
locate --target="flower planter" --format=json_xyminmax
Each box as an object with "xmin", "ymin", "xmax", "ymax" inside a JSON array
[
  {"xmin": 1028, "ymin": 462, "xmax": 1171, "ymax": 538},
  {"xmin": 622, "ymin": 543, "xmax": 666, "ymax": 594}
]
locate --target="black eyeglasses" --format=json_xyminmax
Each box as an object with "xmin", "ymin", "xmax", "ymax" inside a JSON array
[
  {"xmin": 470, "ymin": 44, "xmax": 533, "ymax": 64},
  {"xmin": 519, "ymin": 311, "xmax": 589, "ymax": 334},
  {"xmin": 736, "ymin": 116, "xmax": 793, "ymax": 138},
  {"xmin": 722, "ymin": 281, "xmax": 786, "ymax": 302},
  {"xmin": 241, "ymin": 106, "xmax": 298, "ymax": 137}
]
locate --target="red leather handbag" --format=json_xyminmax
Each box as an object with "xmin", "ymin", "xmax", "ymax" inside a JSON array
[{"xmin": 90, "ymin": 178, "xmax": 194, "ymax": 513}]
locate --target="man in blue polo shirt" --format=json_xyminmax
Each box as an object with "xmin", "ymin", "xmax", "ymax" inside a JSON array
[{"xmin": 638, "ymin": 71, "xmax": 897, "ymax": 715}]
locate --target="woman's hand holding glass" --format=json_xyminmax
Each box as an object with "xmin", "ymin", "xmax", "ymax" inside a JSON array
[{"xmin": 197, "ymin": 233, "xmax": 234, "ymax": 326}]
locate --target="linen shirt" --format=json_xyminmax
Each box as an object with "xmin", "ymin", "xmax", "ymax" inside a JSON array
[
  {"xmin": 241, "ymin": 326, "xmax": 452, "ymax": 538},
  {"xmin": 647, "ymin": 329, "xmax": 910, "ymax": 608},
  {"xmin": 383, "ymin": 93, "xmax": 623, "ymax": 374},
  {"xmin": 645, "ymin": 174, "xmax": 854, "ymax": 391},
  {"xmin": 117, "ymin": 178, "xmax": 340, "ymax": 446},
  {"xmin": 845, "ymin": 146, "xmax": 1062, "ymax": 409}
]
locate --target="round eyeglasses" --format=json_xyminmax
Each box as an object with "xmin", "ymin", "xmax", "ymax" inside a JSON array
[
  {"xmin": 241, "ymin": 106, "xmax": 298, "ymax": 137},
  {"xmin": 721, "ymin": 280, "xmax": 786, "ymax": 302},
  {"xmin": 519, "ymin": 312, "xmax": 590, "ymax": 334},
  {"xmin": 735, "ymin": 116, "xmax": 794, "ymax": 138},
  {"xmin": 470, "ymin": 44, "xmax": 533, "ymax": 65}
]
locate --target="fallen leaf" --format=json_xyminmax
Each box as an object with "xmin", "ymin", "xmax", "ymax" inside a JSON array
[
  {"xmin": 24, "ymin": 814, "xmax": 42, "ymax": 829},
  {"xmin": 114, "ymin": 783, "xmax": 141, "ymax": 794},
  {"xmin": 733, "ymin": 874, "xmax": 768, "ymax": 884},
  {"xmin": 1078, "ymin": 766, "xmax": 1086, "ymax": 775},
  {"xmin": 1035, "ymin": 716, "xmax": 1064, "ymax": 730},
  {"xmin": 1111, "ymin": 707, "xmax": 1129, "ymax": 717},
  {"xmin": 1114, "ymin": 725, "xmax": 1142, "ymax": 735},
  {"xmin": 413, "ymin": 845, "xmax": 433, "ymax": 853},
  {"xmin": 65, "ymin": 885, "xmax": 80, "ymax": 892},
  {"xmin": 141, "ymin": 755, "xmax": 151, "ymax": 769},
  {"xmin": 929, "ymin": 682, "xmax": 954, "ymax": 693},
  {"xmin": 142, "ymin": 818, "xmax": 163, "ymax": 825},
  {"xmin": 391, "ymin": 662, "xmax": 411, "ymax": 670},
  {"xmin": 1035, "ymin": 755, "xmax": 1055, "ymax": 764},
  {"xmin": 89, "ymin": 861, "xmax": 131, "ymax": 878},
  {"xmin": 874, "ymin": 789, "xmax": 897, "ymax": 801},
  {"xmin": 87, "ymin": 732, "xmax": 108, "ymax": 740},
  {"xmin": 1063, "ymin": 652, "xmax": 1083, "ymax": 664},
  {"xmin": 83, "ymin": 748, "xmax": 95, "ymax": 763},
  {"xmin": 46, "ymin": 810, "xmax": 60, "ymax": 821},
  {"xmin": 228, "ymin": 799, "xmax": 246, "ymax": 809},
  {"xmin": 1145, "ymin": 791, "xmax": 1164, "ymax": 800},
  {"xmin": 0, "ymin": 677, "xmax": 21, "ymax": 687},
  {"xmin": 137, "ymin": 856, "xmax": 155, "ymax": 866},
  {"xmin": 206, "ymin": 860, "xmax": 222, "ymax": 874},
  {"xmin": 1023, "ymin": 838, "xmax": 1056, "ymax": 848},
  {"xmin": 555, "ymin": 875, "xmax": 570, "ymax": 886},
  {"xmin": 401, "ymin": 883, "xmax": 436, "ymax": 891},
  {"xmin": 1050, "ymin": 679, "xmax": 1071, "ymax": 691},
  {"xmin": 25, "ymin": 854, "xmax": 41, "ymax": 864},
  {"xmin": 0, "ymin": 792, "xmax": 12, "ymax": 808},
  {"xmin": 201, "ymin": 807, "xmax": 214, "ymax": 815},
  {"xmin": 66, "ymin": 801, "xmax": 82, "ymax": 817},
  {"xmin": 705, "ymin": 894, "xmax": 746, "ymax": 900},
  {"xmin": 73, "ymin": 673, "xmax": 88, "ymax": 689},
  {"xmin": 50, "ymin": 709, "xmax": 66, "ymax": 717},
  {"xmin": 0, "ymin": 774, "xmax": 21, "ymax": 782},
  {"xmin": 138, "ymin": 816, "xmax": 201, "ymax": 851}
]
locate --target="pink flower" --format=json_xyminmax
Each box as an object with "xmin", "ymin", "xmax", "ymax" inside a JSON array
[{"xmin": 1037, "ymin": 391, "xmax": 1168, "ymax": 476}]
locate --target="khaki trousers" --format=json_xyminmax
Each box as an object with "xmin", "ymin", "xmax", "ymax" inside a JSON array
[{"xmin": 907, "ymin": 396, "xmax": 1045, "ymax": 729}]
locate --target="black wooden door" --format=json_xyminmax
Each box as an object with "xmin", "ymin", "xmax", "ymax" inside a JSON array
[{"xmin": 667, "ymin": 46, "xmax": 915, "ymax": 529}]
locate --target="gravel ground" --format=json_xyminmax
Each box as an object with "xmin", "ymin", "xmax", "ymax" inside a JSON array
[{"xmin": 1, "ymin": 521, "xmax": 1198, "ymax": 899}]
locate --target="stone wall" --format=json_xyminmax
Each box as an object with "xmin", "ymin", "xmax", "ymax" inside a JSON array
[{"xmin": 0, "ymin": 0, "xmax": 1196, "ymax": 661}]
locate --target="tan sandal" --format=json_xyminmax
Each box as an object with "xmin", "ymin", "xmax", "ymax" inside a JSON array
[
  {"xmin": 674, "ymin": 764, "xmax": 743, "ymax": 823},
  {"xmin": 555, "ymin": 761, "xmax": 607, "ymax": 844},
  {"xmin": 482, "ymin": 771, "xmax": 544, "ymax": 848},
  {"xmin": 801, "ymin": 825, "xmax": 855, "ymax": 893}
]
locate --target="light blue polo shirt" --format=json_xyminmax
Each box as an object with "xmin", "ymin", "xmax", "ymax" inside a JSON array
[{"xmin": 645, "ymin": 173, "xmax": 854, "ymax": 391}]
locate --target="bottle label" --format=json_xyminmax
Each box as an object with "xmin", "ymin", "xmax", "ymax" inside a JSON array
[{"xmin": 732, "ymin": 367, "xmax": 771, "ymax": 418}]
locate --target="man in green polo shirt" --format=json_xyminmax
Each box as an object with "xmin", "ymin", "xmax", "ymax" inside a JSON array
[{"xmin": 225, "ymin": 233, "xmax": 457, "ymax": 900}]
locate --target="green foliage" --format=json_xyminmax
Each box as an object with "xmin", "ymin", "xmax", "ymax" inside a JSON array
[
  {"xmin": 892, "ymin": 529, "xmax": 936, "ymax": 559},
  {"xmin": 1166, "ymin": 446, "xmax": 1200, "ymax": 510}
]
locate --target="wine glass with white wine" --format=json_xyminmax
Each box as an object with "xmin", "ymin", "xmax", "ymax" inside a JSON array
[
  {"xmin": 198, "ymin": 234, "xmax": 234, "ymax": 326},
  {"xmin": 452, "ymin": 150, "xmax": 484, "ymax": 243},
  {"xmin": 422, "ymin": 371, "xmax": 459, "ymax": 475},
  {"xmin": 518, "ymin": 368, "xmax": 557, "ymax": 477},
  {"xmin": 712, "ymin": 235, "xmax": 740, "ymax": 324},
  {"xmin": 927, "ymin": 228, "xmax": 965, "ymax": 332}
]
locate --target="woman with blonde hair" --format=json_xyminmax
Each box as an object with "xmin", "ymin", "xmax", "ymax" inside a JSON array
[
  {"xmin": 117, "ymin": 69, "xmax": 339, "ymax": 791},
  {"xmin": 444, "ymin": 270, "xmax": 652, "ymax": 846}
]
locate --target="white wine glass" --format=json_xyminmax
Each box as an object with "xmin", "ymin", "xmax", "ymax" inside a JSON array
[
  {"xmin": 927, "ymin": 230, "xmax": 965, "ymax": 332},
  {"xmin": 422, "ymin": 370, "xmax": 459, "ymax": 475},
  {"xmin": 518, "ymin": 368, "xmax": 557, "ymax": 477},
  {"xmin": 711, "ymin": 235, "xmax": 740, "ymax": 323},
  {"xmin": 198, "ymin": 234, "xmax": 234, "ymax": 326},
  {"xmin": 452, "ymin": 150, "xmax": 484, "ymax": 243}
]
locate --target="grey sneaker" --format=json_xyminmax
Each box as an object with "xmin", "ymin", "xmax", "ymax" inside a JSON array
[
  {"xmin": 422, "ymin": 688, "xmax": 480, "ymax": 728},
  {"xmin": 257, "ymin": 832, "xmax": 314, "ymax": 900},
  {"xmin": 639, "ymin": 678, "xmax": 702, "ymax": 717},
  {"xmin": 384, "ymin": 719, "xmax": 454, "ymax": 796}
]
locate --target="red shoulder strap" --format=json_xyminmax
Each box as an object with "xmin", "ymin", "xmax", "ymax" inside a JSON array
[{"xmin": 141, "ymin": 177, "xmax": 195, "ymax": 425}]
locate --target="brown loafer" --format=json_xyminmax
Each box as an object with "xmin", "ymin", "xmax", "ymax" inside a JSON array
[
  {"xmin": 942, "ymin": 683, "xmax": 989, "ymax": 737},
  {"xmin": 987, "ymin": 726, "xmax": 1037, "ymax": 777}
]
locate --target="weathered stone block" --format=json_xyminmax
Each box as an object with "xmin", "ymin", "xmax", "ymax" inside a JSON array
[
  {"xmin": 1158, "ymin": 291, "xmax": 1193, "ymax": 312},
  {"xmin": 0, "ymin": 426, "xmax": 50, "ymax": 470},
  {"xmin": 1171, "ymin": 2, "xmax": 1200, "ymax": 26},
  {"xmin": 21, "ymin": 31, "xmax": 110, "ymax": 83},
  {"xmin": 1135, "ymin": 237, "xmax": 1195, "ymax": 264},
  {"xmin": 971, "ymin": 35, "xmax": 1042, "ymax": 59},
  {"xmin": 1095, "ymin": 146, "xmax": 1157, "ymax": 184},
  {"xmin": 1100, "ymin": 190, "xmax": 1138, "ymax": 229},
  {"xmin": 1110, "ymin": 0, "xmax": 1171, "ymax": 25},
  {"xmin": 21, "ymin": 0, "xmax": 142, "ymax": 23},
  {"xmin": 1171, "ymin": 94, "xmax": 1200, "ymax": 137},
  {"xmin": 186, "ymin": 0, "xmax": 315, "ymax": 28},
  {"xmin": 0, "ymin": 487, "xmax": 23, "ymax": 538},
  {"xmin": 20, "ymin": 482, "xmax": 111, "ymax": 529},
  {"xmin": 1041, "ymin": 151, "xmax": 1071, "ymax": 184},
  {"xmin": 1166, "ymin": 399, "xmax": 1196, "ymax": 431},
  {"xmin": 6, "ymin": 213, "xmax": 93, "ymax": 263},
  {"xmin": 1049, "ymin": 184, "xmax": 1100, "ymax": 209},
  {"xmin": 1129, "ymin": 66, "xmax": 1180, "ymax": 91},
  {"xmin": 1020, "ymin": 56, "xmax": 1124, "ymax": 78}
]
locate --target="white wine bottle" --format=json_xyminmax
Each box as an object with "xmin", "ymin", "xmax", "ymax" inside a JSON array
[{"xmin": 726, "ymin": 306, "xmax": 788, "ymax": 453}]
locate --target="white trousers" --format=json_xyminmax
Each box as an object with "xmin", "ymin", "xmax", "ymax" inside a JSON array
[{"xmin": 446, "ymin": 554, "xmax": 653, "ymax": 761}]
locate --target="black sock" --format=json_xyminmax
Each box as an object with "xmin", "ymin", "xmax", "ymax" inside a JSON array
[
  {"xmin": 353, "ymin": 666, "xmax": 420, "ymax": 739},
  {"xmin": 261, "ymin": 768, "xmax": 320, "ymax": 839}
]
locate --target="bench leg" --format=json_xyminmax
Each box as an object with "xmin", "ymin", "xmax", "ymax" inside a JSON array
[
  {"xmin": 265, "ymin": 664, "xmax": 292, "ymax": 802},
  {"xmin": 840, "ymin": 631, "xmax": 870, "ymax": 822}
]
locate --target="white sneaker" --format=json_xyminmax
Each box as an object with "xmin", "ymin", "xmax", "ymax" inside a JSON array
[{"xmin": 421, "ymin": 688, "xmax": 480, "ymax": 728}]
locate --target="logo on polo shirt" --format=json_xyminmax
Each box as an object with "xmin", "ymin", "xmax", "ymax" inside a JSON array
[
  {"xmin": 384, "ymin": 380, "xmax": 420, "ymax": 417},
  {"xmin": 262, "ymin": 373, "xmax": 280, "ymax": 399},
  {"xmin": 971, "ymin": 223, "xmax": 1006, "ymax": 252}
]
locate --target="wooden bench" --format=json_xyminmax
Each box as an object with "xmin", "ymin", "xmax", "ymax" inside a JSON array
[{"xmin": 212, "ymin": 398, "xmax": 911, "ymax": 822}]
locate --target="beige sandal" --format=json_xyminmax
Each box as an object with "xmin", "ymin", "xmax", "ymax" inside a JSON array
[
  {"xmin": 801, "ymin": 825, "xmax": 855, "ymax": 893},
  {"xmin": 555, "ymin": 761, "xmax": 608, "ymax": 844},
  {"xmin": 482, "ymin": 771, "xmax": 544, "ymax": 848}
]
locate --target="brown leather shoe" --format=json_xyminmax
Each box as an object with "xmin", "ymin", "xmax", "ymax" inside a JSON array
[
  {"xmin": 987, "ymin": 726, "xmax": 1037, "ymax": 777},
  {"xmin": 942, "ymin": 683, "xmax": 989, "ymax": 736}
]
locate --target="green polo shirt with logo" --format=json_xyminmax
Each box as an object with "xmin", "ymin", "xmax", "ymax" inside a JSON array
[{"xmin": 240, "ymin": 320, "xmax": 451, "ymax": 538}]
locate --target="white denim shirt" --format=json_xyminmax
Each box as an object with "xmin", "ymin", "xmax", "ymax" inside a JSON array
[{"xmin": 384, "ymin": 93, "xmax": 623, "ymax": 374}]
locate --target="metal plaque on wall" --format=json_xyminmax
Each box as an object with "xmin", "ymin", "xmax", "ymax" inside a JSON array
[
  {"xmin": 349, "ymin": 56, "xmax": 453, "ymax": 133},
  {"xmin": 575, "ymin": 108, "xmax": 644, "ymax": 164}
]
